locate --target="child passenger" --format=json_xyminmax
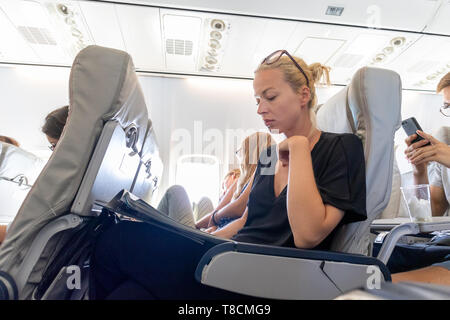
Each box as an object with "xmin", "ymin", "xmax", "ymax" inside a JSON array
[{"xmin": 90, "ymin": 50, "xmax": 367, "ymax": 299}]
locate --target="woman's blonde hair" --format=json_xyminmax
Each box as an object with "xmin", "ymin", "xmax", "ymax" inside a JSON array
[
  {"xmin": 255, "ymin": 54, "xmax": 331, "ymax": 128},
  {"xmin": 233, "ymin": 132, "xmax": 274, "ymax": 200}
]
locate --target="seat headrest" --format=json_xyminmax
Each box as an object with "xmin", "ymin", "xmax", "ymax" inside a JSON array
[{"xmin": 317, "ymin": 67, "xmax": 402, "ymax": 254}]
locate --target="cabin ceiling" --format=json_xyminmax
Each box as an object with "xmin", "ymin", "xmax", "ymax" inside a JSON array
[{"xmin": 0, "ymin": 0, "xmax": 449, "ymax": 91}]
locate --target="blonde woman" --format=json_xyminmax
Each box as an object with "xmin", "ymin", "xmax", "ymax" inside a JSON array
[
  {"xmin": 220, "ymin": 168, "xmax": 240, "ymax": 200},
  {"xmin": 90, "ymin": 50, "xmax": 367, "ymax": 299},
  {"xmin": 195, "ymin": 131, "xmax": 274, "ymax": 230},
  {"xmin": 193, "ymin": 168, "xmax": 240, "ymax": 222}
]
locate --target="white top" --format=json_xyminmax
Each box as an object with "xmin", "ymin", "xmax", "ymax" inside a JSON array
[
  {"xmin": 0, "ymin": 143, "xmax": 44, "ymax": 223},
  {"xmin": 429, "ymin": 161, "xmax": 450, "ymax": 216}
]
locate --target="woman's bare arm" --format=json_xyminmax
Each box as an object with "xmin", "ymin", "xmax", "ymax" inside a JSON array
[
  {"xmin": 211, "ymin": 209, "xmax": 248, "ymax": 239},
  {"xmin": 281, "ymin": 136, "xmax": 344, "ymax": 248},
  {"xmin": 195, "ymin": 180, "xmax": 240, "ymax": 229},
  {"xmin": 208, "ymin": 173, "xmax": 254, "ymax": 227}
]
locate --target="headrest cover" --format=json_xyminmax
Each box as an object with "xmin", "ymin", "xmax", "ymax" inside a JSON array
[{"xmin": 0, "ymin": 46, "xmax": 149, "ymax": 288}]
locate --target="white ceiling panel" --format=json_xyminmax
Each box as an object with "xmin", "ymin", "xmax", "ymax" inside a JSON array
[
  {"xmin": 78, "ymin": 1, "xmax": 125, "ymax": 50},
  {"xmin": 0, "ymin": 0, "xmax": 94, "ymax": 64},
  {"xmin": 116, "ymin": 0, "xmax": 443, "ymax": 34},
  {"xmin": 114, "ymin": 4, "xmax": 164, "ymax": 70},
  {"xmin": 424, "ymin": 0, "xmax": 450, "ymax": 35},
  {"xmin": 161, "ymin": 11, "xmax": 202, "ymax": 72},
  {"xmin": 217, "ymin": 16, "xmax": 267, "ymax": 76},
  {"xmin": 386, "ymin": 35, "xmax": 450, "ymax": 90},
  {"xmin": 250, "ymin": 19, "xmax": 298, "ymax": 69},
  {"xmin": 0, "ymin": 0, "xmax": 449, "ymax": 92},
  {"xmin": 0, "ymin": 5, "xmax": 39, "ymax": 63},
  {"xmin": 0, "ymin": 0, "xmax": 68, "ymax": 64},
  {"xmin": 294, "ymin": 37, "xmax": 346, "ymax": 65}
]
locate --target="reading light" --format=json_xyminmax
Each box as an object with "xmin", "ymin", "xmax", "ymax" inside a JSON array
[
  {"xmin": 210, "ymin": 31, "xmax": 222, "ymax": 40},
  {"xmin": 390, "ymin": 37, "xmax": 405, "ymax": 47},
  {"xmin": 209, "ymin": 39, "xmax": 221, "ymax": 50},
  {"xmin": 205, "ymin": 56, "xmax": 217, "ymax": 64},
  {"xmin": 211, "ymin": 19, "xmax": 225, "ymax": 31}
]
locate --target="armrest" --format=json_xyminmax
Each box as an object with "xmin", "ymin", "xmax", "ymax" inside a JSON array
[
  {"xmin": 371, "ymin": 217, "xmax": 450, "ymax": 232},
  {"xmin": 14, "ymin": 214, "xmax": 83, "ymax": 293},
  {"xmin": 372, "ymin": 217, "xmax": 450, "ymax": 265},
  {"xmin": 195, "ymin": 242, "xmax": 391, "ymax": 300}
]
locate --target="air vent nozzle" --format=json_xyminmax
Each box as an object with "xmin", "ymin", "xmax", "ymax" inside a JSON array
[{"xmin": 17, "ymin": 26, "xmax": 57, "ymax": 45}]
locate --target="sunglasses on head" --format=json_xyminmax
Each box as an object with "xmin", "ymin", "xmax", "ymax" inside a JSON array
[{"xmin": 261, "ymin": 49, "xmax": 310, "ymax": 88}]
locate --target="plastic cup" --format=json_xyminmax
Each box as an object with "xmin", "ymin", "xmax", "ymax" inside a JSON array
[{"xmin": 400, "ymin": 184, "xmax": 432, "ymax": 223}]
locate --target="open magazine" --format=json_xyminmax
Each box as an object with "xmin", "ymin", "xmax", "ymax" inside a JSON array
[{"xmin": 97, "ymin": 189, "xmax": 226, "ymax": 245}]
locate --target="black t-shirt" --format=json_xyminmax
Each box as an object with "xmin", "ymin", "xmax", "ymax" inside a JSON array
[{"xmin": 231, "ymin": 132, "xmax": 367, "ymax": 250}]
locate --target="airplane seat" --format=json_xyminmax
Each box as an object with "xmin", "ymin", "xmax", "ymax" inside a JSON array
[
  {"xmin": 0, "ymin": 45, "xmax": 149, "ymax": 300},
  {"xmin": 316, "ymin": 66, "xmax": 402, "ymax": 255},
  {"xmin": 194, "ymin": 66, "xmax": 402, "ymax": 299},
  {"xmin": 0, "ymin": 143, "xmax": 44, "ymax": 224}
]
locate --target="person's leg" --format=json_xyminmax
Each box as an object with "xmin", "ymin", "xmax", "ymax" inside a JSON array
[
  {"xmin": 157, "ymin": 185, "xmax": 195, "ymax": 228},
  {"xmin": 106, "ymin": 280, "xmax": 155, "ymax": 300},
  {"xmin": 391, "ymin": 255, "xmax": 450, "ymax": 285},
  {"xmin": 391, "ymin": 266, "xmax": 450, "ymax": 285},
  {"xmin": 195, "ymin": 197, "xmax": 214, "ymax": 221},
  {"xmin": 91, "ymin": 220, "xmax": 250, "ymax": 300}
]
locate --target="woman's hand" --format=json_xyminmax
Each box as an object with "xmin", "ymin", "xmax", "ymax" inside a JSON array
[
  {"xmin": 277, "ymin": 136, "xmax": 308, "ymax": 167},
  {"xmin": 405, "ymin": 131, "xmax": 450, "ymax": 169},
  {"xmin": 204, "ymin": 226, "xmax": 217, "ymax": 233},
  {"xmin": 195, "ymin": 212, "xmax": 212, "ymax": 229}
]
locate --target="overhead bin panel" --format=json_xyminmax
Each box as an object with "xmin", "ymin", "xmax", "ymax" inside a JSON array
[
  {"xmin": 0, "ymin": 5, "xmax": 39, "ymax": 64},
  {"xmin": 385, "ymin": 35, "xmax": 450, "ymax": 91},
  {"xmin": 0, "ymin": 0, "xmax": 93, "ymax": 65},
  {"xmin": 250, "ymin": 19, "xmax": 298, "ymax": 69},
  {"xmin": 126, "ymin": 0, "xmax": 442, "ymax": 34},
  {"xmin": 78, "ymin": 1, "xmax": 125, "ymax": 51},
  {"xmin": 216, "ymin": 16, "xmax": 267, "ymax": 77},
  {"xmin": 114, "ymin": 4, "xmax": 164, "ymax": 70},
  {"xmin": 160, "ymin": 10, "xmax": 202, "ymax": 72},
  {"xmin": 424, "ymin": 0, "xmax": 450, "ymax": 35},
  {"xmin": 285, "ymin": 22, "xmax": 421, "ymax": 86}
]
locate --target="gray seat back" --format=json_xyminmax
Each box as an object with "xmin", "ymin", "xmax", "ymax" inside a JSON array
[
  {"xmin": 316, "ymin": 67, "xmax": 402, "ymax": 255},
  {"xmin": 0, "ymin": 45, "xmax": 149, "ymax": 299},
  {"xmin": 130, "ymin": 120, "xmax": 164, "ymax": 204}
]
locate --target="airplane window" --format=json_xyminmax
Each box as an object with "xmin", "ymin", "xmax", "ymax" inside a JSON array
[{"xmin": 175, "ymin": 154, "xmax": 220, "ymax": 207}]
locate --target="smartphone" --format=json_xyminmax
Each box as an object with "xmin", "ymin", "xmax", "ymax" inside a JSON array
[{"xmin": 401, "ymin": 117, "xmax": 430, "ymax": 146}]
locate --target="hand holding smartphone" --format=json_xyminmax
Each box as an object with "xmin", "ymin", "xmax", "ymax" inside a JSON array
[{"xmin": 401, "ymin": 117, "xmax": 431, "ymax": 146}]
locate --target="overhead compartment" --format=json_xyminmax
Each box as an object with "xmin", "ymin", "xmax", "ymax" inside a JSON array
[
  {"xmin": 385, "ymin": 35, "xmax": 450, "ymax": 91},
  {"xmin": 77, "ymin": 1, "xmax": 125, "ymax": 51},
  {"xmin": 112, "ymin": 0, "xmax": 444, "ymax": 34},
  {"xmin": 0, "ymin": 0, "xmax": 93, "ymax": 65},
  {"xmin": 113, "ymin": 4, "xmax": 164, "ymax": 70},
  {"xmin": 423, "ymin": 0, "xmax": 450, "ymax": 35}
]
